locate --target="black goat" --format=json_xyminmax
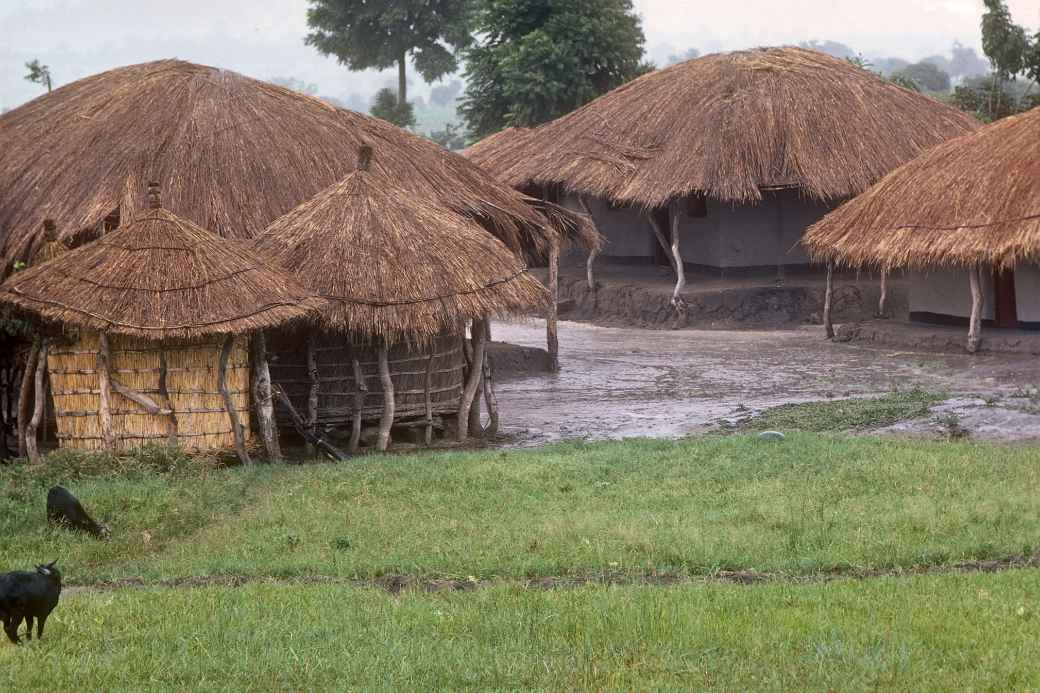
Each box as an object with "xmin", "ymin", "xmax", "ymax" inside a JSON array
[
  {"xmin": 0, "ymin": 561, "xmax": 62, "ymax": 644},
  {"xmin": 47, "ymin": 485, "xmax": 109, "ymax": 538}
]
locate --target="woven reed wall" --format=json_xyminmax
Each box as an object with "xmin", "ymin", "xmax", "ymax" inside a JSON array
[
  {"xmin": 269, "ymin": 330, "xmax": 465, "ymax": 428},
  {"xmin": 47, "ymin": 332, "xmax": 250, "ymax": 451}
]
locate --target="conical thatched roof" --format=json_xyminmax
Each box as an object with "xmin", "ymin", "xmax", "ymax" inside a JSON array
[
  {"xmin": 253, "ymin": 149, "xmax": 549, "ymax": 344},
  {"xmin": 0, "ymin": 196, "xmax": 321, "ymax": 340},
  {"xmin": 0, "ymin": 59, "xmax": 589, "ymax": 274},
  {"xmin": 803, "ymin": 105, "xmax": 1040, "ymax": 271},
  {"xmin": 481, "ymin": 47, "xmax": 979, "ymax": 208}
]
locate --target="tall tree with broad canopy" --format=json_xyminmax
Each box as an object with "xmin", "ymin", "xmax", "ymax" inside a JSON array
[
  {"xmin": 460, "ymin": 0, "xmax": 648, "ymax": 139},
  {"xmin": 305, "ymin": 1, "xmax": 473, "ymax": 109}
]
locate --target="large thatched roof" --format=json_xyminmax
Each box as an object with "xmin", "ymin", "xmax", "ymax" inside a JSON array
[
  {"xmin": 0, "ymin": 202, "xmax": 321, "ymax": 340},
  {"xmin": 0, "ymin": 59, "xmax": 589, "ymax": 275},
  {"xmin": 254, "ymin": 149, "xmax": 549, "ymax": 344},
  {"xmin": 475, "ymin": 47, "xmax": 979, "ymax": 208},
  {"xmin": 462, "ymin": 127, "xmax": 537, "ymax": 189},
  {"xmin": 803, "ymin": 105, "xmax": 1040, "ymax": 270}
]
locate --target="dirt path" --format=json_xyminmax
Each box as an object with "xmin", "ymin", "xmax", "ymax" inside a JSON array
[
  {"xmin": 492, "ymin": 319, "xmax": 1040, "ymax": 445},
  {"xmin": 62, "ymin": 553, "xmax": 1040, "ymax": 597}
]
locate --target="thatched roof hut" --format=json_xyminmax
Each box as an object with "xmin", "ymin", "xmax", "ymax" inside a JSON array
[
  {"xmin": 803, "ymin": 105, "xmax": 1040, "ymax": 351},
  {"xmin": 0, "ymin": 59, "xmax": 591, "ymax": 274},
  {"xmin": 462, "ymin": 128, "xmax": 537, "ymax": 191},
  {"xmin": 255, "ymin": 148, "xmax": 549, "ymax": 450},
  {"xmin": 0, "ymin": 187, "xmax": 319, "ymax": 460}
]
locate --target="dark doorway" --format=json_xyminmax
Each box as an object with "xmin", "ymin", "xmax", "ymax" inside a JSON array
[
  {"xmin": 993, "ymin": 268, "xmax": 1018, "ymax": 329},
  {"xmin": 651, "ymin": 206, "xmax": 671, "ymax": 267}
]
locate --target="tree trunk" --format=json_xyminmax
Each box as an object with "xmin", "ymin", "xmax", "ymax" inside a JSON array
[
  {"xmin": 968, "ymin": 266, "xmax": 983, "ymax": 354},
  {"xmin": 250, "ymin": 333, "xmax": 280, "ymax": 462},
  {"xmin": 668, "ymin": 200, "xmax": 687, "ymax": 328},
  {"xmin": 647, "ymin": 212, "xmax": 678, "ymax": 275},
  {"xmin": 547, "ymin": 240, "xmax": 560, "ymax": 372},
  {"xmin": 96, "ymin": 333, "xmax": 117, "ymax": 451},
  {"xmin": 376, "ymin": 342, "xmax": 394, "ymax": 452},
  {"xmin": 25, "ymin": 339, "xmax": 48, "ymax": 464},
  {"xmin": 823, "ymin": 262, "xmax": 835, "ymax": 339},
  {"xmin": 398, "ymin": 53, "xmax": 407, "ymax": 107},
  {"xmin": 877, "ymin": 270, "xmax": 888, "ymax": 318},
  {"xmin": 305, "ymin": 332, "xmax": 319, "ymax": 457},
  {"xmin": 350, "ymin": 349, "xmax": 366, "ymax": 454},
  {"xmin": 219, "ymin": 336, "xmax": 252, "ymax": 466},
  {"xmin": 17, "ymin": 337, "xmax": 40, "ymax": 457},
  {"xmin": 466, "ymin": 327, "xmax": 483, "ymax": 435},
  {"xmin": 577, "ymin": 196, "xmax": 599, "ymax": 290},
  {"xmin": 482, "ymin": 322, "xmax": 499, "ymax": 437},
  {"xmin": 457, "ymin": 320, "xmax": 487, "ymax": 441}
]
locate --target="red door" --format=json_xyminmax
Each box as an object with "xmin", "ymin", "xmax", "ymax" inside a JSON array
[{"xmin": 993, "ymin": 268, "xmax": 1018, "ymax": 329}]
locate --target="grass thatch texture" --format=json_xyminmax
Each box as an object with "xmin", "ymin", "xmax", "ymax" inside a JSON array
[
  {"xmin": 47, "ymin": 332, "xmax": 250, "ymax": 452},
  {"xmin": 803, "ymin": 105, "xmax": 1040, "ymax": 270},
  {"xmin": 462, "ymin": 127, "xmax": 538, "ymax": 190},
  {"xmin": 0, "ymin": 60, "xmax": 576, "ymax": 273},
  {"xmin": 269, "ymin": 330, "xmax": 464, "ymax": 427},
  {"xmin": 254, "ymin": 169, "xmax": 548, "ymax": 342},
  {"xmin": 478, "ymin": 48, "xmax": 978, "ymax": 208},
  {"xmin": 0, "ymin": 208, "xmax": 319, "ymax": 339}
]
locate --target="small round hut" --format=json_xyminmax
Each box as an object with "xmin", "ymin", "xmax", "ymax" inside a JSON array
[
  {"xmin": 254, "ymin": 147, "xmax": 549, "ymax": 451},
  {"xmin": 0, "ymin": 187, "xmax": 319, "ymax": 462},
  {"xmin": 804, "ymin": 105, "xmax": 1040, "ymax": 352}
]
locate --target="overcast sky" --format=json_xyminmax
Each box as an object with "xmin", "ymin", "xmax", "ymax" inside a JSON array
[{"xmin": 2, "ymin": 0, "xmax": 1038, "ymax": 111}]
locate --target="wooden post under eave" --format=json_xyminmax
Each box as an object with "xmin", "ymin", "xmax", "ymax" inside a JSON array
[
  {"xmin": 823, "ymin": 263, "xmax": 835, "ymax": 339},
  {"xmin": 457, "ymin": 319, "xmax": 487, "ymax": 441},
  {"xmin": 967, "ymin": 266, "xmax": 983, "ymax": 354},
  {"xmin": 547, "ymin": 240, "xmax": 560, "ymax": 372},
  {"xmin": 668, "ymin": 200, "xmax": 688, "ymax": 328},
  {"xmin": 878, "ymin": 270, "xmax": 889, "ymax": 318},
  {"xmin": 219, "ymin": 336, "xmax": 252, "ymax": 465},
  {"xmin": 157, "ymin": 348, "xmax": 179, "ymax": 447},
  {"xmin": 349, "ymin": 347, "xmax": 366, "ymax": 453},
  {"xmin": 305, "ymin": 332, "xmax": 319, "ymax": 457},
  {"xmin": 482, "ymin": 322, "xmax": 500, "ymax": 437},
  {"xmin": 25, "ymin": 339, "xmax": 48, "ymax": 464},
  {"xmin": 376, "ymin": 341, "xmax": 394, "ymax": 452},
  {"xmin": 424, "ymin": 351, "xmax": 434, "ymax": 445},
  {"xmin": 577, "ymin": 196, "xmax": 599, "ymax": 291},
  {"xmin": 17, "ymin": 337, "xmax": 40, "ymax": 457},
  {"xmin": 96, "ymin": 333, "xmax": 117, "ymax": 451},
  {"xmin": 250, "ymin": 333, "xmax": 280, "ymax": 462},
  {"xmin": 648, "ymin": 212, "xmax": 678, "ymax": 275}
]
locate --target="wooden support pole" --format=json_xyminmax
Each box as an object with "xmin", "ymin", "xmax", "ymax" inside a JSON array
[
  {"xmin": 17, "ymin": 337, "xmax": 40, "ymax": 457},
  {"xmin": 578, "ymin": 196, "xmax": 599, "ymax": 291},
  {"xmin": 547, "ymin": 239, "xmax": 560, "ymax": 373},
  {"xmin": 482, "ymin": 322, "xmax": 499, "ymax": 437},
  {"xmin": 424, "ymin": 351, "xmax": 434, "ymax": 446},
  {"xmin": 349, "ymin": 349, "xmax": 366, "ymax": 453},
  {"xmin": 823, "ymin": 262, "xmax": 835, "ymax": 339},
  {"xmin": 272, "ymin": 385, "xmax": 348, "ymax": 461},
  {"xmin": 96, "ymin": 333, "xmax": 117, "ymax": 451},
  {"xmin": 157, "ymin": 349, "xmax": 179, "ymax": 446},
  {"xmin": 457, "ymin": 319, "xmax": 487, "ymax": 441},
  {"xmin": 648, "ymin": 213, "xmax": 678, "ymax": 275},
  {"xmin": 467, "ymin": 332, "xmax": 484, "ymax": 437},
  {"xmin": 968, "ymin": 265, "xmax": 983, "ymax": 354},
  {"xmin": 877, "ymin": 270, "xmax": 889, "ymax": 318},
  {"xmin": 219, "ymin": 336, "xmax": 252, "ymax": 466},
  {"xmin": 668, "ymin": 200, "xmax": 688, "ymax": 328},
  {"xmin": 376, "ymin": 341, "xmax": 394, "ymax": 452},
  {"xmin": 306, "ymin": 332, "xmax": 319, "ymax": 457},
  {"xmin": 25, "ymin": 339, "xmax": 48, "ymax": 464},
  {"xmin": 250, "ymin": 333, "xmax": 280, "ymax": 462}
]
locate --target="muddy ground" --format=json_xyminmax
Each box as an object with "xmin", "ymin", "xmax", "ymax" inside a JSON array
[{"xmin": 492, "ymin": 319, "xmax": 1040, "ymax": 445}]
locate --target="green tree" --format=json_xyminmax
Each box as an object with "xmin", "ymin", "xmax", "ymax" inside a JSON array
[
  {"xmin": 24, "ymin": 60, "xmax": 52, "ymax": 92},
  {"xmin": 305, "ymin": 0, "xmax": 472, "ymax": 113},
  {"xmin": 893, "ymin": 62, "xmax": 951, "ymax": 93},
  {"xmin": 460, "ymin": 0, "xmax": 648, "ymax": 139},
  {"xmin": 370, "ymin": 88, "xmax": 417, "ymax": 128},
  {"xmin": 978, "ymin": 0, "xmax": 1039, "ymax": 118}
]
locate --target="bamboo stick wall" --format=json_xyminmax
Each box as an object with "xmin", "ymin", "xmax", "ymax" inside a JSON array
[
  {"xmin": 47, "ymin": 332, "xmax": 251, "ymax": 451},
  {"xmin": 268, "ymin": 330, "xmax": 465, "ymax": 428}
]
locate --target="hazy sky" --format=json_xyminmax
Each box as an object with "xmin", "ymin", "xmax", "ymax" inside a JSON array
[{"xmin": 2, "ymin": 0, "xmax": 1038, "ymax": 111}]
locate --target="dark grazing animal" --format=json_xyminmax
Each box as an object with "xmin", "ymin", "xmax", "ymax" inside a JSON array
[
  {"xmin": 0, "ymin": 561, "xmax": 62, "ymax": 644},
  {"xmin": 47, "ymin": 485, "xmax": 109, "ymax": 538}
]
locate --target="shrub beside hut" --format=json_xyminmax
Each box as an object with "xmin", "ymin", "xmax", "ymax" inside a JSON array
[
  {"xmin": 465, "ymin": 48, "xmax": 978, "ymax": 322},
  {"xmin": 0, "ymin": 186, "xmax": 319, "ymax": 463},
  {"xmin": 804, "ymin": 105, "xmax": 1040, "ymax": 352},
  {"xmin": 254, "ymin": 147, "xmax": 549, "ymax": 451}
]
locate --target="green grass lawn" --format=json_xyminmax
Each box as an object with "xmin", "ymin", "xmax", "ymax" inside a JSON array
[
  {"xmin": 742, "ymin": 389, "xmax": 945, "ymax": 432},
  {"xmin": 2, "ymin": 572, "xmax": 1037, "ymax": 690},
  {"xmin": 2, "ymin": 434, "xmax": 1038, "ymax": 583}
]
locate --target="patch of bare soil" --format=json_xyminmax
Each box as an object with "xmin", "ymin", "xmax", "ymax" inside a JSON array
[{"xmin": 62, "ymin": 553, "xmax": 1040, "ymax": 597}]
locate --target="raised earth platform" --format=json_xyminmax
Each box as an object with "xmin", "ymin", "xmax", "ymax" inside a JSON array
[
  {"xmin": 536, "ymin": 265, "xmax": 905, "ymax": 329},
  {"xmin": 836, "ymin": 320, "xmax": 1040, "ymax": 355}
]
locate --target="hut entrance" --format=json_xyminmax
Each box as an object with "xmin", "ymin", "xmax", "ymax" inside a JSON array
[{"xmin": 993, "ymin": 268, "xmax": 1018, "ymax": 329}]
